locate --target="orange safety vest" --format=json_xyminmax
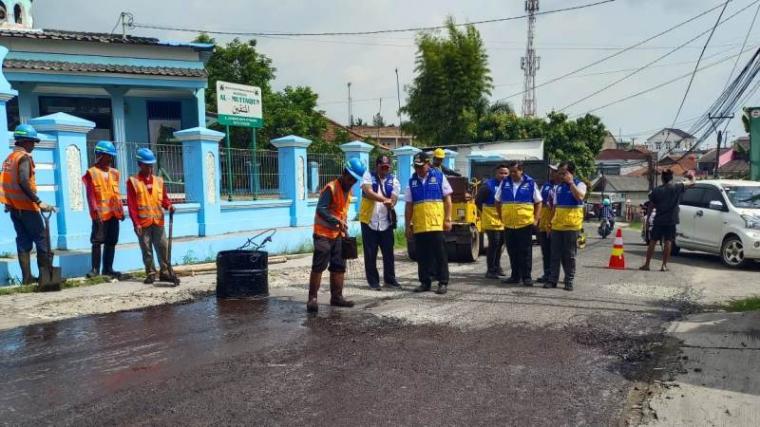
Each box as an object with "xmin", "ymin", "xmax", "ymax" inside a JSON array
[
  {"xmin": 0, "ymin": 150, "xmax": 40, "ymax": 212},
  {"xmin": 129, "ymin": 175, "xmax": 165, "ymax": 228},
  {"xmin": 87, "ymin": 166, "xmax": 123, "ymax": 221},
  {"xmin": 314, "ymin": 179, "xmax": 350, "ymax": 239}
]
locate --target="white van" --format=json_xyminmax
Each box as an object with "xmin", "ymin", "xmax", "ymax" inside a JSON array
[{"xmin": 676, "ymin": 180, "xmax": 760, "ymax": 268}]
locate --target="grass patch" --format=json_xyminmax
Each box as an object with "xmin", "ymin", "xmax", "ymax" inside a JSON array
[
  {"xmin": 724, "ymin": 296, "xmax": 760, "ymax": 312},
  {"xmin": 628, "ymin": 220, "xmax": 643, "ymax": 231},
  {"xmin": 0, "ymin": 275, "xmax": 114, "ymax": 296}
]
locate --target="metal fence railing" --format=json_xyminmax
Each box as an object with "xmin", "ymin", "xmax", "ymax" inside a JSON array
[
  {"xmin": 86, "ymin": 140, "xmax": 187, "ymax": 202},
  {"xmin": 308, "ymin": 153, "xmax": 345, "ymax": 196},
  {"xmin": 219, "ymin": 148, "xmax": 280, "ymax": 200}
]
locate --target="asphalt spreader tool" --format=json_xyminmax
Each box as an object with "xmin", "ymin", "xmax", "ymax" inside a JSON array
[
  {"xmin": 163, "ymin": 209, "xmax": 181, "ymax": 287},
  {"xmin": 38, "ymin": 210, "xmax": 62, "ymax": 292}
]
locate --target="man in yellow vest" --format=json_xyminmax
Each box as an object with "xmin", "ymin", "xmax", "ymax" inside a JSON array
[
  {"xmin": 536, "ymin": 164, "xmax": 559, "ymax": 284},
  {"xmin": 546, "ymin": 161, "xmax": 587, "ymax": 291},
  {"xmin": 82, "ymin": 141, "xmax": 124, "ymax": 279},
  {"xmin": 308, "ymin": 158, "xmax": 367, "ymax": 313},
  {"xmin": 405, "ymin": 152, "xmax": 453, "ymax": 295},
  {"xmin": 495, "ymin": 161, "xmax": 542, "ymax": 286},
  {"xmin": 475, "ymin": 164, "xmax": 508, "ymax": 279},
  {"xmin": 127, "ymin": 148, "xmax": 175, "ymax": 285},
  {"xmin": 359, "ymin": 155, "xmax": 401, "ymax": 290},
  {"xmin": 0, "ymin": 124, "xmax": 55, "ymax": 284}
]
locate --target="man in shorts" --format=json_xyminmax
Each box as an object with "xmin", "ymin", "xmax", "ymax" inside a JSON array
[{"xmin": 640, "ymin": 169, "xmax": 695, "ymax": 272}]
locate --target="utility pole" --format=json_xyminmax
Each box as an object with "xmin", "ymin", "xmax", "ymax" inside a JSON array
[
  {"xmin": 395, "ymin": 68, "xmax": 402, "ymax": 124},
  {"xmin": 708, "ymin": 113, "xmax": 735, "ymax": 178},
  {"xmin": 521, "ymin": 0, "xmax": 540, "ymax": 117},
  {"xmin": 347, "ymin": 82, "xmax": 353, "ymax": 127}
]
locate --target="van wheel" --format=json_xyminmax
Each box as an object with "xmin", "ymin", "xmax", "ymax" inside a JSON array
[{"xmin": 721, "ymin": 236, "xmax": 747, "ymax": 268}]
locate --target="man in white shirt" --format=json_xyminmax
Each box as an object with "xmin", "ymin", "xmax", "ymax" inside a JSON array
[
  {"xmin": 494, "ymin": 161, "xmax": 542, "ymax": 286},
  {"xmin": 404, "ymin": 152, "xmax": 453, "ymax": 295},
  {"xmin": 359, "ymin": 156, "xmax": 402, "ymax": 290}
]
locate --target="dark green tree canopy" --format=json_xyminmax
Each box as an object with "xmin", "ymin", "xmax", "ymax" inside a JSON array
[{"xmin": 403, "ymin": 19, "xmax": 492, "ymax": 147}]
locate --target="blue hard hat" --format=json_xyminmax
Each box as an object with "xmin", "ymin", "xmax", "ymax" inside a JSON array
[
  {"xmin": 13, "ymin": 124, "xmax": 40, "ymax": 143},
  {"xmin": 345, "ymin": 158, "xmax": 367, "ymax": 181},
  {"xmin": 136, "ymin": 147, "xmax": 157, "ymax": 165},
  {"xmin": 94, "ymin": 140, "xmax": 117, "ymax": 157}
]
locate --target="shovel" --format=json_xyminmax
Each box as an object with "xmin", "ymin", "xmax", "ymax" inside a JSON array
[
  {"xmin": 164, "ymin": 209, "xmax": 180, "ymax": 287},
  {"xmin": 38, "ymin": 210, "xmax": 62, "ymax": 292}
]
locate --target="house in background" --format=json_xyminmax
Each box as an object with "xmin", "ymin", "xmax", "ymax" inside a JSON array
[
  {"xmin": 697, "ymin": 147, "xmax": 734, "ymax": 175},
  {"xmin": 1, "ymin": 0, "xmax": 211, "ymax": 148},
  {"xmin": 595, "ymin": 148, "xmax": 650, "ymax": 176},
  {"xmin": 351, "ymin": 124, "xmax": 414, "ymax": 149},
  {"xmin": 646, "ymin": 128, "xmax": 696, "ymax": 158}
]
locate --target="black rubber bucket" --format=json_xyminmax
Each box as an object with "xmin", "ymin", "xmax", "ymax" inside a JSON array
[{"xmin": 216, "ymin": 250, "xmax": 269, "ymax": 298}]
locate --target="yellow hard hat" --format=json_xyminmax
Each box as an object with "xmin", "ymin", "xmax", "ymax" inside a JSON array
[{"xmin": 433, "ymin": 148, "xmax": 446, "ymax": 159}]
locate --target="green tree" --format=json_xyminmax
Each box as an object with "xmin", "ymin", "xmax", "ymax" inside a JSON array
[
  {"xmin": 195, "ymin": 34, "xmax": 329, "ymax": 151},
  {"xmin": 403, "ymin": 18, "xmax": 492, "ymax": 146}
]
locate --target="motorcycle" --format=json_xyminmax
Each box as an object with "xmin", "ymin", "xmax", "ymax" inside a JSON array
[{"xmin": 598, "ymin": 218, "xmax": 612, "ymax": 239}]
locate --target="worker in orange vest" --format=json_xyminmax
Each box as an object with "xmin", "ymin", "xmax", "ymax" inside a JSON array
[
  {"xmin": 127, "ymin": 148, "xmax": 175, "ymax": 285},
  {"xmin": 82, "ymin": 141, "xmax": 125, "ymax": 279},
  {"xmin": 0, "ymin": 124, "xmax": 56, "ymax": 284},
  {"xmin": 307, "ymin": 158, "xmax": 366, "ymax": 313}
]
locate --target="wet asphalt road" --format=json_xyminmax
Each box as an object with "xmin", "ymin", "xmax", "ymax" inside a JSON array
[{"xmin": 1, "ymin": 231, "xmax": 726, "ymax": 426}]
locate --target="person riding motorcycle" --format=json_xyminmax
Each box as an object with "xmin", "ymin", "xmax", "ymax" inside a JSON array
[{"xmin": 598, "ymin": 198, "xmax": 615, "ymax": 238}]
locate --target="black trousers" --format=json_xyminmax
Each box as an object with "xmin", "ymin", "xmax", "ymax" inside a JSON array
[
  {"xmin": 505, "ymin": 226, "xmax": 533, "ymax": 280},
  {"xmin": 537, "ymin": 230, "xmax": 551, "ymax": 279},
  {"xmin": 9, "ymin": 208, "xmax": 48, "ymax": 257},
  {"xmin": 549, "ymin": 230, "xmax": 579, "ymax": 285},
  {"xmin": 415, "ymin": 231, "xmax": 449, "ymax": 286},
  {"xmin": 361, "ymin": 223, "xmax": 397, "ymax": 286},
  {"xmin": 485, "ymin": 230, "xmax": 504, "ymax": 274},
  {"xmin": 91, "ymin": 218, "xmax": 120, "ymax": 245}
]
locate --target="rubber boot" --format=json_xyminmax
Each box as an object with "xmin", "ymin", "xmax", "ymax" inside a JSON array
[
  {"xmin": 329, "ymin": 272, "xmax": 354, "ymax": 308},
  {"xmin": 18, "ymin": 251, "xmax": 36, "ymax": 285},
  {"xmin": 101, "ymin": 245, "xmax": 122, "ymax": 280},
  {"xmin": 307, "ymin": 271, "xmax": 322, "ymax": 313},
  {"xmin": 86, "ymin": 245, "xmax": 101, "ymax": 278}
]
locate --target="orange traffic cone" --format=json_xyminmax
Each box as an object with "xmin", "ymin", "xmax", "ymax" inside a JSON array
[{"xmin": 608, "ymin": 228, "xmax": 626, "ymax": 270}]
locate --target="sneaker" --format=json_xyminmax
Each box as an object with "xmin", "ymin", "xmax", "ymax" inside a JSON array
[
  {"xmin": 413, "ymin": 283, "xmax": 432, "ymax": 293},
  {"xmin": 501, "ymin": 277, "xmax": 520, "ymax": 285},
  {"xmin": 536, "ymin": 276, "xmax": 547, "ymax": 283},
  {"xmin": 497, "ymin": 269, "xmax": 507, "ymax": 277},
  {"xmin": 369, "ymin": 284, "xmax": 382, "ymax": 291},
  {"xmin": 523, "ymin": 279, "xmax": 534, "ymax": 287},
  {"xmin": 543, "ymin": 282, "xmax": 557, "ymax": 289},
  {"xmin": 384, "ymin": 281, "xmax": 402, "ymax": 289},
  {"xmin": 485, "ymin": 272, "xmax": 500, "ymax": 280},
  {"xmin": 435, "ymin": 284, "xmax": 448, "ymax": 295},
  {"xmin": 143, "ymin": 276, "xmax": 155, "ymax": 285},
  {"xmin": 564, "ymin": 283, "xmax": 574, "ymax": 291},
  {"xmin": 86, "ymin": 270, "xmax": 99, "ymax": 279}
]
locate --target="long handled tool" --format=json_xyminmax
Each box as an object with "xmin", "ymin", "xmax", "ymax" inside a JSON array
[
  {"xmin": 38, "ymin": 210, "xmax": 62, "ymax": 292},
  {"xmin": 166, "ymin": 209, "xmax": 180, "ymax": 287}
]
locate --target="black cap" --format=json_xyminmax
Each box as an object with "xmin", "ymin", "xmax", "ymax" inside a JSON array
[
  {"xmin": 376, "ymin": 155, "xmax": 391, "ymax": 167},
  {"xmin": 413, "ymin": 152, "xmax": 429, "ymax": 166}
]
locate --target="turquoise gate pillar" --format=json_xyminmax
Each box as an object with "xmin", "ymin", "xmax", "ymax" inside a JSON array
[
  {"xmin": 442, "ymin": 149, "xmax": 458, "ymax": 172},
  {"xmin": 272, "ymin": 135, "xmax": 312, "ymax": 226},
  {"xmin": 29, "ymin": 113, "xmax": 96, "ymax": 250},
  {"xmin": 0, "ymin": 46, "xmax": 18, "ymax": 254},
  {"xmin": 340, "ymin": 140, "xmax": 372, "ymax": 214},
  {"xmin": 392, "ymin": 145, "xmax": 421, "ymax": 195},
  {"xmin": 174, "ymin": 127, "xmax": 225, "ymax": 236}
]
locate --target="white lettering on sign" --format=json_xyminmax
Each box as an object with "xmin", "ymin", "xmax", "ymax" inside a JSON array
[{"xmin": 216, "ymin": 81, "xmax": 263, "ymax": 128}]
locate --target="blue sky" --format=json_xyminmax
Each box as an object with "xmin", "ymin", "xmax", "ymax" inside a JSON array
[{"xmin": 33, "ymin": 0, "xmax": 760, "ymax": 145}]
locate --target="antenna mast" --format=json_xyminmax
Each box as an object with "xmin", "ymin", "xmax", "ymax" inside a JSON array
[{"xmin": 521, "ymin": 0, "xmax": 540, "ymax": 117}]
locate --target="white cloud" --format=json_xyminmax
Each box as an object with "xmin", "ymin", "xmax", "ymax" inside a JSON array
[{"xmin": 30, "ymin": 0, "xmax": 759, "ymax": 142}]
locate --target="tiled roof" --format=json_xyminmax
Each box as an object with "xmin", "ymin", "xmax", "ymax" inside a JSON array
[
  {"xmin": 719, "ymin": 159, "xmax": 749, "ymax": 174},
  {"xmin": 596, "ymin": 149, "xmax": 649, "ymax": 161},
  {"xmin": 699, "ymin": 148, "xmax": 732, "ymax": 163},
  {"xmin": 663, "ymin": 128, "xmax": 696, "ymax": 139},
  {"xmin": 4, "ymin": 59, "xmax": 207, "ymax": 78},
  {"xmin": 0, "ymin": 28, "xmax": 163, "ymax": 45},
  {"xmin": 594, "ymin": 175, "xmax": 650, "ymax": 192}
]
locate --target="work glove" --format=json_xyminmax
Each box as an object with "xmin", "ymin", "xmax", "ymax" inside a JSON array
[{"xmin": 39, "ymin": 203, "xmax": 56, "ymax": 213}]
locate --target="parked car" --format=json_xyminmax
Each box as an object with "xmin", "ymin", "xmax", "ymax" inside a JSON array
[{"xmin": 675, "ymin": 180, "xmax": 760, "ymax": 268}]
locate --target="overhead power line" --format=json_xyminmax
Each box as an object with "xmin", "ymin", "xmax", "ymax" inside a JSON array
[
  {"xmin": 128, "ymin": 0, "xmax": 616, "ymax": 37},
  {"xmin": 559, "ymin": 0, "xmax": 755, "ymax": 113},
  {"xmin": 495, "ymin": 0, "xmax": 738, "ymax": 103}
]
